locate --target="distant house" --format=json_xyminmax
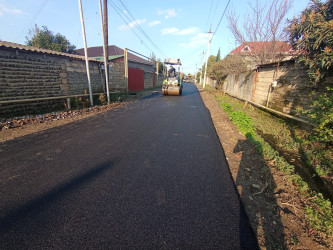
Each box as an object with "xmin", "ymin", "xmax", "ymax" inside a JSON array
[
  {"xmin": 76, "ymin": 45, "xmax": 152, "ymax": 65},
  {"xmin": 76, "ymin": 45, "xmax": 156, "ymax": 91},
  {"xmin": 229, "ymin": 41, "xmax": 295, "ymax": 65}
]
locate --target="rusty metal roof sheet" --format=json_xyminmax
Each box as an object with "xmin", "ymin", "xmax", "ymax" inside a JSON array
[{"xmin": 0, "ymin": 41, "xmax": 100, "ymax": 62}]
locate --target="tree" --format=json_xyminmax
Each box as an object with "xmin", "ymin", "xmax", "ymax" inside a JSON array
[
  {"xmin": 26, "ymin": 25, "xmax": 76, "ymax": 54},
  {"xmin": 208, "ymin": 54, "xmax": 249, "ymax": 83},
  {"xmin": 288, "ymin": 0, "xmax": 333, "ymax": 84},
  {"xmin": 288, "ymin": 0, "xmax": 333, "ymax": 144},
  {"xmin": 216, "ymin": 48, "xmax": 221, "ymax": 62},
  {"xmin": 227, "ymin": 0, "xmax": 293, "ymax": 64}
]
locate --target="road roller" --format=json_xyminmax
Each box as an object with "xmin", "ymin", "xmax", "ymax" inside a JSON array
[{"xmin": 162, "ymin": 58, "xmax": 183, "ymax": 96}]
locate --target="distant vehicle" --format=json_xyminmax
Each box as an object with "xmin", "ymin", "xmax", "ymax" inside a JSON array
[{"xmin": 162, "ymin": 58, "xmax": 183, "ymax": 96}]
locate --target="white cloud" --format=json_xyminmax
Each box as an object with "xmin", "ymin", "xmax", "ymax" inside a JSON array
[
  {"xmin": 162, "ymin": 27, "xmax": 200, "ymax": 36},
  {"xmin": 180, "ymin": 33, "xmax": 208, "ymax": 48},
  {"xmin": 162, "ymin": 27, "xmax": 179, "ymax": 35},
  {"xmin": 0, "ymin": 2, "xmax": 22, "ymax": 16},
  {"xmin": 119, "ymin": 18, "xmax": 146, "ymax": 30},
  {"xmin": 177, "ymin": 27, "xmax": 200, "ymax": 35},
  {"xmin": 157, "ymin": 8, "xmax": 176, "ymax": 19},
  {"xmin": 149, "ymin": 20, "xmax": 161, "ymax": 27}
]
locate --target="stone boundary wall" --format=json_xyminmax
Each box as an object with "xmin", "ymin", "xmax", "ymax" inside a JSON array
[
  {"xmin": 218, "ymin": 60, "xmax": 331, "ymax": 115},
  {"xmin": 155, "ymin": 74, "xmax": 164, "ymax": 87},
  {"xmin": 108, "ymin": 57, "xmax": 126, "ymax": 92},
  {"xmin": 0, "ymin": 46, "xmax": 126, "ymax": 117}
]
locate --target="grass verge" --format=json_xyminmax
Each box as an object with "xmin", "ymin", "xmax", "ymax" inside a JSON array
[{"xmin": 215, "ymin": 92, "xmax": 333, "ymax": 237}]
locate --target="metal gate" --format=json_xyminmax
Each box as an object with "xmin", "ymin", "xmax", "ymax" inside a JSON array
[{"xmin": 128, "ymin": 68, "xmax": 144, "ymax": 91}]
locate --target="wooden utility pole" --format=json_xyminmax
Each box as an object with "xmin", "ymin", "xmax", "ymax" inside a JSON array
[
  {"xmin": 203, "ymin": 28, "xmax": 212, "ymax": 89},
  {"xmin": 78, "ymin": 0, "xmax": 93, "ymax": 106},
  {"xmin": 99, "ymin": 0, "xmax": 110, "ymax": 103}
]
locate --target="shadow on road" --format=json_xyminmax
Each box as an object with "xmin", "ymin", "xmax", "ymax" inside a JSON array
[
  {"xmin": 234, "ymin": 137, "xmax": 287, "ymax": 249},
  {"xmin": 0, "ymin": 160, "xmax": 115, "ymax": 234}
]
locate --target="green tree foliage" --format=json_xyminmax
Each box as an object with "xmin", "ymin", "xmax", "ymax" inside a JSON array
[
  {"xmin": 26, "ymin": 25, "xmax": 76, "ymax": 54},
  {"xmin": 306, "ymin": 88, "xmax": 333, "ymax": 144},
  {"xmin": 288, "ymin": 0, "xmax": 333, "ymax": 145},
  {"xmin": 288, "ymin": 0, "xmax": 333, "ymax": 84},
  {"xmin": 208, "ymin": 54, "xmax": 249, "ymax": 83},
  {"xmin": 216, "ymin": 48, "xmax": 221, "ymax": 62}
]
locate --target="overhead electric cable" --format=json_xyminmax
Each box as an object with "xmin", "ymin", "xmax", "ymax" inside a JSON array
[
  {"xmin": 211, "ymin": 0, "xmax": 231, "ymax": 42},
  {"xmin": 204, "ymin": 0, "xmax": 214, "ymax": 32},
  {"xmin": 115, "ymin": 0, "xmax": 165, "ymax": 57},
  {"xmin": 108, "ymin": 1, "xmax": 153, "ymax": 55}
]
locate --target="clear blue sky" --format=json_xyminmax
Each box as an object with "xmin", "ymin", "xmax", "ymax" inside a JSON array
[{"xmin": 0, "ymin": 0, "xmax": 310, "ymax": 74}]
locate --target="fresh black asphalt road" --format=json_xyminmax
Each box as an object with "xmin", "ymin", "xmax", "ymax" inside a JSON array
[{"xmin": 0, "ymin": 83, "xmax": 258, "ymax": 249}]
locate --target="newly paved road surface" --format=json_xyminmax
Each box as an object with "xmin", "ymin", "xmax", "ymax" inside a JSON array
[{"xmin": 0, "ymin": 83, "xmax": 258, "ymax": 249}]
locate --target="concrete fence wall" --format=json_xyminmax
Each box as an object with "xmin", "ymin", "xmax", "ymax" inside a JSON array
[
  {"xmin": 0, "ymin": 46, "xmax": 155, "ymax": 117},
  {"xmin": 215, "ymin": 60, "xmax": 331, "ymax": 115},
  {"xmin": 0, "ymin": 47, "xmax": 105, "ymax": 116}
]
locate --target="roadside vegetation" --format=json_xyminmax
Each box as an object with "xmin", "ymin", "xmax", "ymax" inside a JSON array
[{"xmin": 206, "ymin": 86, "xmax": 333, "ymax": 240}]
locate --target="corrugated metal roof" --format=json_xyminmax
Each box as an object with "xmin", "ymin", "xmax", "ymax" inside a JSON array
[
  {"xmin": 76, "ymin": 45, "xmax": 153, "ymax": 65},
  {"xmin": 94, "ymin": 55, "xmax": 124, "ymax": 61},
  {"xmin": 0, "ymin": 41, "xmax": 100, "ymax": 62}
]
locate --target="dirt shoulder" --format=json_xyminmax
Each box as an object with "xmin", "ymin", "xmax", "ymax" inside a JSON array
[
  {"xmin": 0, "ymin": 90, "xmax": 157, "ymax": 143},
  {"xmin": 199, "ymin": 86, "xmax": 332, "ymax": 249}
]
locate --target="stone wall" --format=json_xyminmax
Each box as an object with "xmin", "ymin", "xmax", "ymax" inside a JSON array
[
  {"xmin": 155, "ymin": 74, "xmax": 164, "ymax": 87},
  {"xmin": 0, "ymin": 46, "xmax": 124, "ymax": 117},
  {"xmin": 219, "ymin": 60, "xmax": 331, "ymax": 115},
  {"xmin": 108, "ymin": 57, "xmax": 126, "ymax": 92}
]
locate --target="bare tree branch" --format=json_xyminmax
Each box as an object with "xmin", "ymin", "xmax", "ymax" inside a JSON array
[{"xmin": 227, "ymin": 0, "xmax": 293, "ymax": 64}]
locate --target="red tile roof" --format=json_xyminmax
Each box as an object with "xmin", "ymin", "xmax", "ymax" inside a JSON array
[
  {"xmin": 76, "ymin": 45, "xmax": 153, "ymax": 65},
  {"xmin": 230, "ymin": 41, "xmax": 293, "ymax": 54}
]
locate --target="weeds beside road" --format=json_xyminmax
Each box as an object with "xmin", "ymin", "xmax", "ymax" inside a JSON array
[{"xmin": 199, "ymin": 85, "xmax": 332, "ymax": 249}]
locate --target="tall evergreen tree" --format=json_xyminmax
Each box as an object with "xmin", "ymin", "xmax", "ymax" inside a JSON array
[{"xmin": 216, "ymin": 48, "xmax": 221, "ymax": 62}]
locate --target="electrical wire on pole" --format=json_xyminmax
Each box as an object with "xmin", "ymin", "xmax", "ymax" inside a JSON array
[{"xmin": 203, "ymin": 28, "xmax": 212, "ymax": 89}]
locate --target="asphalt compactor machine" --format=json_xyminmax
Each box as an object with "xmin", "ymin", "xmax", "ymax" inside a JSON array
[{"xmin": 162, "ymin": 58, "xmax": 183, "ymax": 96}]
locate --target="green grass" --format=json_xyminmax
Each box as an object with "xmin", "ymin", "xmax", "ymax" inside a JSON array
[{"xmin": 214, "ymin": 93, "xmax": 333, "ymax": 236}]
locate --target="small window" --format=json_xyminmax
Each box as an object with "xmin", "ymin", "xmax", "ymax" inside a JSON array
[{"xmin": 241, "ymin": 45, "xmax": 251, "ymax": 52}]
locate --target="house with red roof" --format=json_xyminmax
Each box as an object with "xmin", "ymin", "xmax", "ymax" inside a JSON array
[{"xmin": 229, "ymin": 41, "xmax": 295, "ymax": 65}]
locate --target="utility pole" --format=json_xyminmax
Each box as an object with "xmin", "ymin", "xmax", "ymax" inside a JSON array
[
  {"xmin": 203, "ymin": 28, "xmax": 212, "ymax": 89},
  {"xmin": 103, "ymin": 0, "xmax": 109, "ymax": 94},
  {"xmin": 124, "ymin": 48, "xmax": 128, "ymax": 93},
  {"xmin": 194, "ymin": 63, "xmax": 197, "ymax": 84},
  {"xmin": 99, "ymin": 0, "xmax": 110, "ymax": 103},
  {"xmin": 199, "ymin": 50, "xmax": 205, "ymax": 86},
  {"xmin": 78, "ymin": 0, "xmax": 93, "ymax": 106}
]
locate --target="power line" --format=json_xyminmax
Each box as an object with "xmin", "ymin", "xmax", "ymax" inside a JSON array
[
  {"xmin": 211, "ymin": 0, "xmax": 231, "ymax": 42},
  {"xmin": 13, "ymin": 0, "xmax": 50, "ymax": 43},
  {"xmin": 108, "ymin": 0, "xmax": 153, "ymax": 55},
  {"xmin": 204, "ymin": 0, "xmax": 214, "ymax": 32},
  {"xmin": 115, "ymin": 0, "xmax": 165, "ymax": 57}
]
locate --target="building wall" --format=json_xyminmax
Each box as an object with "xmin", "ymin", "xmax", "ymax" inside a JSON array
[
  {"xmin": 155, "ymin": 74, "xmax": 164, "ymax": 87},
  {"xmin": 220, "ymin": 60, "xmax": 331, "ymax": 115},
  {"xmin": 108, "ymin": 57, "xmax": 126, "ymax": 92},
  {"xmin": 128, "ymin": 60, "xmax": 155, "ymax": 90},
  {"xmin": 0, "ymin": 47, "xmax": 119, "ymax": 116}
]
